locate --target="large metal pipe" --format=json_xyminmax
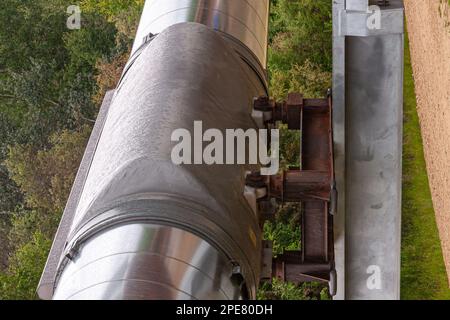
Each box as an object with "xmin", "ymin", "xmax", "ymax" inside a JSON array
[
  {"xmin": 38, "ymin": 0, "xmax": 269, "ymax": 300},
  {"xmin": 132, "ymin": 0, "xmax": 270, "ymax": 68},
  {"xmin": 53, "ymin": 225, "xmax": 244, "ymax": 299}
]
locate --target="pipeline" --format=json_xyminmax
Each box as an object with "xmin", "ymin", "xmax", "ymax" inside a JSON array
[
  {"xmin": 38, "ymin": 0, "xmax": 405, "ymax": 301},
  {"xmin": 38, "ymin": 0, "xmax": 270, "ymax": 300}
]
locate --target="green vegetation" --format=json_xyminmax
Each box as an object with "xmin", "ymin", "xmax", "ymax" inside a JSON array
[
  {"xmin": 268, "ymin": 0, "xmax": 331, "ymax": 169},
  {"xmin": 263, "ymin": 205, "xmax": 301, "ymax": 256},
  {"xmin": 268, "ymin": 0, "xmax": 331, "ymax": 99},
  {"xmin": 258, "ymin": 279, "xmax": 330, "ymax": 300},
  {"xmin": 0, "ymin": 232, "xmax": 51, "ymax": 300},
  {"xmin": 401, "ymin": 28, "xmax": 450, "ymax": 300},
  {"xmin": 0, "ymin": 0, "xmax": 143, "ymax": 299},
  {"xmin": 259, "ymin": 0, "xmax": 332, "ymax": 300}
]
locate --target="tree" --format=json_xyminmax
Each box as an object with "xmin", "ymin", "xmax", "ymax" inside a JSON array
[
  {"xmin": 0, "ymin": 1, "xmax": 118, "ymax": 147},
  {"xmin": 5, "ymin": 126, "xmax": 91, "ymax": 214},
  {"xmin": 0, "ymin": 217, "xmax": 12, "ymax": 270},
  {"xmin": 8, "ymin": 208, "xmax": 60, "ymax": 253},
  {"xmin": 0, "ymin": 0, "xmax": 69, "ymax": 72},
  {"xmin": 80, "ymin": 0, "xmax": 144, "ymax": 22},
  {"xmin": 0, "ymin": 0, "xmax": 128, "ymax": 299},
  {"xmin": 93, "ymin": 52, "xmax": 129, "ymax": 105},
  {"xmin": 0, "ymin": 115, "xmax": 23, "ymax": 269},
  {"xmin": 0, "ymin": 232, "xmax": 51, "ymax": 300},
  {"xmin": 258, "ymin": 279, "xmax": 330, "ymax": 300}
]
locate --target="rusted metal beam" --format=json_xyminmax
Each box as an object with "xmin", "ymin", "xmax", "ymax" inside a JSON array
[{"xmin": 252, "ymin": 92, "xmax": 336, "ymax": 291}]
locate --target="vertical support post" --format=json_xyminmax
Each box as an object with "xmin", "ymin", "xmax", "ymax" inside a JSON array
[
  {"xmin": 332, "ymin": 0, "xmax": 346, "ymax": 300},
  {"xmin": 333, "ymin": 0, "xmax": 404, "ymax": 300}
]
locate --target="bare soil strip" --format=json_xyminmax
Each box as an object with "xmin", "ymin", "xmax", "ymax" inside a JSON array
[{"xmin": 404, "ymin": 0, "xmax": 450, "ymax": 283}]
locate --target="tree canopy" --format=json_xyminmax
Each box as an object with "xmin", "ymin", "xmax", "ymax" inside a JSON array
[{"xmin": 0, "ymin": 0, "xmax": 142, "ymax": 299}]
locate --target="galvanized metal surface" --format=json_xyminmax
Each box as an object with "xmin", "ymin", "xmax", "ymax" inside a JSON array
[
  {"xmin": 339, "ymin": 7, "xmax": 404, "ymax": 37},
  {"xmin": 132, "ymin": 0, "xmax": 270, "ymax": 68},
  {"xmin": 332, "ymin": 0, "xmax": 347, "ymax": 300},
  {"xmin": 346, "ymin": 0, "xmax": 369, "ymax": 11},
  {"xmin": 333, "ymin": 0, "xmax": 404, "ymax": 300},
  {"xmin": 345, "ymin": 30, "xmax": 404, "ymax": 300}
]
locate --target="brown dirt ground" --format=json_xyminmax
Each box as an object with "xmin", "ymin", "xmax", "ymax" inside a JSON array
[{"xmin": 404, "ymin": 0, "xmax": 450, "ymax": 283}]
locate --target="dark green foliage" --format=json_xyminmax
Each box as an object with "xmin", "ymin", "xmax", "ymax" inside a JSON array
[
  {"xmin": 0, "ymin": 217, "xmax": 12, "ymax": 269},
  {"xmin": 81, "ymin": 0, "xmax": 145, "ymax": 20},
  {"xmin": 279, "ymin": 125, "xmax": 300, "ymax": 168},
  {"xmin": 0, "ymin": 165, "xmax": 22, "ymax": 214},
  {"xmin": 0, "ymin": 232, "xmax": 51, "ymax": 300},
  {"xmin": 0, "ymin": 114, "xmax": 23, "ymax": 217},
  {"xmin": 0, "ymin": 0, "xmax": 129, "ymax": 299},
  {"xmin": 264, "ymin": 204, "xmax": 301, "ymax": 256},
  {"xmin": 0, "ymin": 0, "xmax": 69, "ymax": 72},
  {"xmin": 0, "ymin": 1, "xmax": 118, "ymax": 147},
  {"xmin": 5, "ymin": 126, "xmax": 92, "ymax": 215},
  {"xmin": 258, "ymin": 279, "xmax": 331, "ymax": 300}
]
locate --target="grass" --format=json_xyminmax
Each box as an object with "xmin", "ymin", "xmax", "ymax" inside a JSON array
[{"xmin": 400, "ymin": 26, "xmax": 450, "ymax": 300}]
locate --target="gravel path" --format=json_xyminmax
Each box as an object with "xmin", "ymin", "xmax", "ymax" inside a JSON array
[{"xmin": 404, "ymin": 0, "xmax": 450, "ymax": 283}]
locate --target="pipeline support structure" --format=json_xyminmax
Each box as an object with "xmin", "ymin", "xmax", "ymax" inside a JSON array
[{"xmin": 38, "ymin": 0, "xmax": 405, "ymax": 300}]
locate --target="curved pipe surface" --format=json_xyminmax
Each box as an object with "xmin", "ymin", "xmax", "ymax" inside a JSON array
[
  {"xmin": 44, "ymin": 22, "xmax": 267, "ymax": 300},
  {"xmin": 132, "ymin": 0, "xmax": 270, "ymax": 68},
  {"xmin": 53, "ymin": 224, "xmax": 242, "ymax": 300}
]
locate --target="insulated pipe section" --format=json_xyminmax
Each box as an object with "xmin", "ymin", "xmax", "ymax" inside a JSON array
[
  {"xmin": 132, "ymin": 0, "xmax": 270, "ymax": 68},
  {"xmin": 44, "ymin": 20, "xmax": 267, "ymax": 300},
  {"xmin": 41, "ymin": 0, "xmax": 269, "ymax": 300},
  {"xmin": 53, "ymin": 225, "xmax": 243, "ymax": 300}
]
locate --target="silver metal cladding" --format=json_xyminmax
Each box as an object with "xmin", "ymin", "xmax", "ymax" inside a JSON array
[
  {"xmin": 53, "ymin": 224, "xmax": 242, "ymax": 300},
  {"xmin": 132, "ymin": 0, "xmax": 270, "ymax": 68},
  {"xmin": 42, "ymin": 22, "xmax": 266, "ymax": 300}
]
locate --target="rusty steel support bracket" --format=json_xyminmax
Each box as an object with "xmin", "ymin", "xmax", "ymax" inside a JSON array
[{"xmin": 250, "ymin": 92, "xmax": 337, "ymax": 295}]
